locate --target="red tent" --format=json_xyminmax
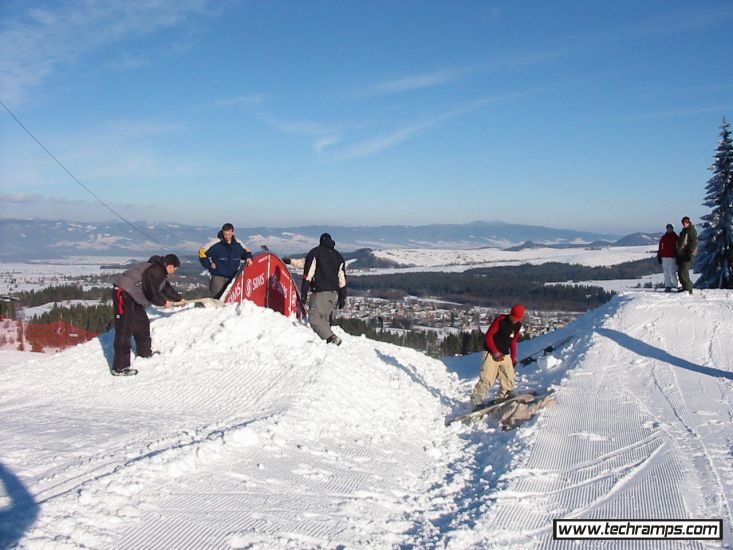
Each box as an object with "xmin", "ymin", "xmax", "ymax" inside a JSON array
[{"xmin": 221, "ymin": 253, "xmax": 306, "ymax": 320}]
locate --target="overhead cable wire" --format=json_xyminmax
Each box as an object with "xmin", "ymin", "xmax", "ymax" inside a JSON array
[{"xmin": 0, "ymin": 97, "xmax": 166, "ymax": 248}]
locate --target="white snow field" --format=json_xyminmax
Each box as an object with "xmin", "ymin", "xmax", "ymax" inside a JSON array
[
  {"xmin": 359, "ymin": 245, "xmax": 654, "ymax": 274},
  {"xmin": 1, "ymin": 292, "xmax": 731, "ymax": 549}
]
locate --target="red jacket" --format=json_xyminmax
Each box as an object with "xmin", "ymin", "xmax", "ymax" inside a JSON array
[
  {"xmin": 658, "ymin": 232, "xmax": 678, "ymax": 258},
  {"xmin": 484, "ymin": 314, "xmax": 522, "ymax": 363}
]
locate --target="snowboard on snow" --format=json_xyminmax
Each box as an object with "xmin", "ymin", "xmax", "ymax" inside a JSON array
[
  {"xmin": 445, "ymin": 392, "xmax": 541, "ymax": 426},
  {"xmin": 518, "ymin": 334, "xmax": 574, "ymax": 366},
  {"xmin": 445, "ymin": 334, "xmax": 572, "ymax": 427}
]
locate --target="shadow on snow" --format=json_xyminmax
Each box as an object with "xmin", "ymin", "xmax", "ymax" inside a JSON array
[
  {"xmin": 597, "ymin": 328, "xmax": 733, "ymax": 381},
  {"xmin": 0, "ymin": 462, "xmax": 39, "ymax": 549}
]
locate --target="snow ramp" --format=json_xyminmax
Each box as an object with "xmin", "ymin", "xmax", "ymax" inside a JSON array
[
  {"xmin": 1, "ymin": 292, "xmax": 732, "ymax": 548},
  {"xmin": 0, "ymin": 301, "xmax": 466, "ymax": 549}
]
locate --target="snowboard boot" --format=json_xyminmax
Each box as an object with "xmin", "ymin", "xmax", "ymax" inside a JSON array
[
  {"xmin": 326, "ymin": 335, "xmax": 342, "ymax": 346},
  {"xmin": 112, "ymin": 368, "xmax": 138, "ymax": 376}
]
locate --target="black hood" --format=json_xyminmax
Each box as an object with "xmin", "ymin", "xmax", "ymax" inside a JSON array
[
  {"xmin": 147, "ymin": 255, "xmax": 166, "ymax": 268},
  {"xmin": 319, "ymin": 233, "xmax": 335, "ymax": 248}
]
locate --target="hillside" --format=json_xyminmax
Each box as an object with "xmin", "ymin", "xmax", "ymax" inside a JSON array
[
  {"xmin": 1, "ymin": 292, "xmax": 731, "ymax": 548},
  {"xmin": 0, "ymin": 219, "xmax": 618, "ymax": 259},
  {"xmin": 363, "ymin": 245, "xmax": 654, "ymax": 274}
]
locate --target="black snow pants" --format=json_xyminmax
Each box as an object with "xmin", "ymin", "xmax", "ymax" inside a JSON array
[{"xmin": 112, "ymin": 288, "xmax": 151, "ymax": 371}]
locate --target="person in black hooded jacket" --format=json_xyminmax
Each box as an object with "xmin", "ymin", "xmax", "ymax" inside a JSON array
[
  {"xmin": 112, "ymin": 254, "xmax": 184, "ymax": 375},
  {"xmin": 301, "ymin": 233, "xmax": 347, "ymax": 345}
]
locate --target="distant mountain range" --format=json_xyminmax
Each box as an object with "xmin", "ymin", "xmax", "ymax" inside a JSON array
[
  {"xmin": 0, "ymin": 218, "xmax": 636, "ymax": 260},
  {"xmin": 504, "ymin": 232, "xmax": 659, "ymax": 252}
]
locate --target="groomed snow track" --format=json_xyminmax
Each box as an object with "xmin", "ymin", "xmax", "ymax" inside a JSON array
[{"xmin": 1, "ymin": 292, "xmax": 731, "ymax": 548}]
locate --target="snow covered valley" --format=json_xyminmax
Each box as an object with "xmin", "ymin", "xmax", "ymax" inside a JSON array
[{"xmin": 1, "ymin": 291, "xmax": 731, "ymax": 548}]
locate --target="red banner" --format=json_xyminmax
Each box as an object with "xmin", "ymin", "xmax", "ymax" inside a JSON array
[{"xmin": 222, "ymin": 253, "xmax": 306, "ymax": 321}]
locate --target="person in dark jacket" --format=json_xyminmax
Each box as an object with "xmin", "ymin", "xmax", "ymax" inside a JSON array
[
  {"xmin": 112, "ymin": 254, "xmax": 184, "ymax": 376},
  {"xmin": 657, "ymin": 224, "xmax": 679, "ymax": 292},
  {"xmin": 199, "ymin": 223, "xmax": 253, "ymax": 299},
  {"xmin": 301, "ymin": 233, "xmax": 347, "ymax": 345},
  {"xmin": 470, "ymin": 304, "xmax": 525, "ymax": 405},
  {"xmin": 677, "ymin": 216, "xmax": 698, "ymax": 294}
]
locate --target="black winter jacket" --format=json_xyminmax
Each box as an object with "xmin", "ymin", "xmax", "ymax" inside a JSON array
[{"xmin": 302, "ymin": 235, "xmax": 347, "ymax": 296}]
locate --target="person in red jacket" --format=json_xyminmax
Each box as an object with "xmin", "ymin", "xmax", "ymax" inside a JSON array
[
  {"xmin": 470, "ymin": 304, "xmax": 525, "ymax": 405},
  {"xmin": 657, "ymin": 223, "xmax": 679, "ymax": 292}
]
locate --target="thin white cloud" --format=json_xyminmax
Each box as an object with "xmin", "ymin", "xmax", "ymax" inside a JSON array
[
  {"xmin": 639, "ymin": 83, "xmax": 733, "ymax": 101},
  {"xmin": 0, "ymin": 0, "xmax": 217, "ymax": 104},
  {"xmin": 332, "ymin": 91, "xmax": 542, "ymax": 161},
  {"xmin": 363, "ymin": 52, "xmax": 562, "ymax": 97},
  {"xmin": 0, "ymin": 116, "xmax": 199, "ymax": 192},
  {"xmin": 0, "ymin": 193, "xmax": 67, "ymax": 204},
  {"xmin": 332, "ymin": 102, "xmax": 485, "ymax": 161},
  {"xmin": 259, "ymin": 114, "xmax": 342, "ymax": 153},
  {"xmin": 313, "ymin": 135, "xmax": 342, "ymax": 154},
  {"xmin": 364, "ymin": 67, "xmax": 473, "ymax": 96},
  {"xmin": 107, "ymin": 53, "xmax": 150, "ymax": 71},
  {"xmin": 0, "ymin": 192, "xmax": 165, "ymax": 222},
  {"xmin": 216, "ymin": 94, "xmax": 266, "ymax": 107},
  {"xmin": 587, "ymin": 5, "xmax": 733, "ymax": 46},
  {"xmin": 621, "ymin": 106, "xmax": 731, "ymax": 122}
]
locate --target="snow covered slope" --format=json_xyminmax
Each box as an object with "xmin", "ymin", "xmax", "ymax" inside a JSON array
[
  {"xmin": 1, "ymin": 292, "xmax": 732, "ymax": 548},
  {"xmin": 0, "ymin": 302, "xmax": 465, "ymax": 549},
  {"xmin": 441, "ymin": 291, "xmax": 733, "ymax": 548},
  {"xmin": 359, "ymin": 245, "xmax": 654, "ymax": 274}
]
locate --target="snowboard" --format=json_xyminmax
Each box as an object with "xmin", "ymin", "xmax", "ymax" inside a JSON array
[
  {"xmin": 518, "ymin": 334, "xmax": 573, "ymax": 366},
  {"xmin": 445, "ymin": 392, "xmax": 539, "ymax": 426}
]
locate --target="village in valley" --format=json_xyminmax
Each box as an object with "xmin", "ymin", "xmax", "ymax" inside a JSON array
[
  {"xmin": 342, "ymin": 295, "xmax": 577, "ymax": 341},
  {"xmin": 1, "ymin": 254, "xmax": 593, "ymax": 355}
]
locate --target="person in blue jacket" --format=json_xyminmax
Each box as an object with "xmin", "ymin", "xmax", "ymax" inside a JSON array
[{"xmin": 199, "ymin": 223, "xmax": 253, "ymax": 298}]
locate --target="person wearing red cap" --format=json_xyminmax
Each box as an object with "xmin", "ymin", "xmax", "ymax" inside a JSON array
[{"xmin": 470, "ymin": 304, "xmax": 526, "ymax": 405}]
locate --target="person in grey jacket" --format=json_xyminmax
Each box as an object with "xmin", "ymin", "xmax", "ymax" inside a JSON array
[
  {"xmin": 677, "ymin": 216, "xmax": 698, "ymax": 294},
  {"xmin": 112, "ymin": 254, "xmax": 184, "ymax": 375},
  {"xmin": 300, "ymin": 233, "xmax": 347, "ymax": 345}
]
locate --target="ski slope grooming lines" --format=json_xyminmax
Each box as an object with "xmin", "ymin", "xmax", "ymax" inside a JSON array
[{"xmin": 0, "ymin": 291, "xmax": 731, "ymax": 547}]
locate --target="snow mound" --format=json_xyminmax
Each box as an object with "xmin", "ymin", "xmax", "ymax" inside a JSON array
[
  {"xmin": 0, "ymin": 301, "xmax": 464, "ymax": 548},
  {"xmin": 2, "ymin": 291, "xmax": 732, "ymax": 548}
]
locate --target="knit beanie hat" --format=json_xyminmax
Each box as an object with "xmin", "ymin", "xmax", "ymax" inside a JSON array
[{"xmin": 510, "ymin": 304, "xmax": 526, "ymax": 320}]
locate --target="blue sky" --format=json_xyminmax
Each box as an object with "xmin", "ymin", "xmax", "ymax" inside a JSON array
[{"xmin": 0, "ymin": 0, "xmax": 731, "ymax": 233}]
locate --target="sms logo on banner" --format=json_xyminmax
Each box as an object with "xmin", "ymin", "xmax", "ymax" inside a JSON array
[{"xmin": 222, "ymin": 253, "xmax": 306, "ymax": 321}]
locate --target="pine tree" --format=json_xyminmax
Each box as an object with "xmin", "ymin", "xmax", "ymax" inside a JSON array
[{"xmin": 695, "ymin": 117, "xmax": 733, "ymax": 289}]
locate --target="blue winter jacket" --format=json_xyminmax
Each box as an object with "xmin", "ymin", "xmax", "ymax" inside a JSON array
[{"xmin": 199, "ymin": 232, "xmax": 253, "ymax": 278}]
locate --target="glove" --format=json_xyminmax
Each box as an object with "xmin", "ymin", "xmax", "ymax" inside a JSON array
[
  {"xmin": 283, "ymin": 258, "xmax": 291, "ymax": 265},
  {"xmin": 337, "ymin": 287, "xmax": 347, "ymax": 309},
  {"xmin": 491, "ymin": 352, "xmax": 504, "ymax": 362},
  {"xmin": 656, "ymin": 253, "xmax": 662, "ymax": 265},
  {"xmin": 300, "ymin": 281, "xmax": 309, "ymax": 304}
]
